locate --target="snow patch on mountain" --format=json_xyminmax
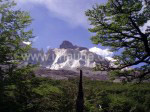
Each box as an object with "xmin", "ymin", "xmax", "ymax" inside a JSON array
[{"xmin": 48, "ymin": 48, "xmax": 99, "ymax": 70}]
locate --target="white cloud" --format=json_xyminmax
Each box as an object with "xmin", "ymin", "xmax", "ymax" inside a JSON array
[
  {"xmin": 23, "ymin": 41, "xmax": 31, "ymax": 45},
  {"xmin": 89, "ymin": 47, "xmax": 113, "ymax": 57},
  {"xmin": 89, "ymin": 47, "xmax": 115, "ymax": 61},
  {"xmin": 15, "ymin": 0, "xmax": 106, "ymax": 28}
]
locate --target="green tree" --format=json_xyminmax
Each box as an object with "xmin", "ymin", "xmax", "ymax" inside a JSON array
[
  {"xmin": 0, "ymin": 0, "xmax": 33, "ymax": 71},
  {"xmin": 0, "ymin": 0, "xmax": 34, "ymax": 111},
  {"xmin": 0, "ymin": 0, "xmax": 33, "ymax": 84},
  {"xmin": 86, "ymin": 0, "xmax": 150, "ymax": 81}
]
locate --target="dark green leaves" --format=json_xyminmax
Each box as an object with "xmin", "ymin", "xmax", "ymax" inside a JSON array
[{"xmin": 86, "ymin": 0, "xmax": 150, "ymax": 81}]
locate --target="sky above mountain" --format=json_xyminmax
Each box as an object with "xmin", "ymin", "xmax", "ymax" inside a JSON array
[{"xmin": 15, "ymin": 0, "xmax": 107, "ymax": 50}]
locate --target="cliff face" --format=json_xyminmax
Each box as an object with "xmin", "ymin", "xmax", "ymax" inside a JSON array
[{"xmin": 47, "ymin": 48, "xmax": 101, "ymax": 70}]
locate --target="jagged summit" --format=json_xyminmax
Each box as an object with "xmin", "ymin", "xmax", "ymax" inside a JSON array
[
  {"xmin": 60, "ymin": 40, "xmax": 74, "ymax": 49},
  {"xmin": 59, "ymin": 40, "xmax": 88, "ymax": 51}
]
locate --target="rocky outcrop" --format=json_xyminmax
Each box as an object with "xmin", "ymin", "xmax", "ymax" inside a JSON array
[
  {"xmin": 59, "ymin": 40, "xmax": 88, "ymax": 51},
  {"xmin": 60, "ymin": 40, "xmax": 75, "ymax": 49}
]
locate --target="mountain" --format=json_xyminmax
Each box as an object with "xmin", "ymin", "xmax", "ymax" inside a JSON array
[
  {"xmin": 27, "ymin": 40, "xmax": 106, "ymax": 70},
  {"xmin": 24, "ymin": 41, "xmax": 142, "ymax": 82},
  {"xmin": 25, "ymin": 41, "xmax": 109, "ymax": 80}
]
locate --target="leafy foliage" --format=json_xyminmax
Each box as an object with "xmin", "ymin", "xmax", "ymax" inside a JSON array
[
  {"xmin": 1, "ymin": 76, "xmax": 150, "ymax": 112},
  {"xmin": 0, "ymin": 0, "xmax": 33, "ymax": 89},
  {"xmin": 86, "ymin": 0, "xmax": 150, "ymax": 81}
]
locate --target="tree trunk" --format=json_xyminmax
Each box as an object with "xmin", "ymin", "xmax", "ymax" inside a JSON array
[{"xmin": 76, "ymin": 70, "xmax": 84, "ymax": 112}]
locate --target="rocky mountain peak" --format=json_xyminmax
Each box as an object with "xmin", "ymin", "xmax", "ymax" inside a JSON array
[
  {"xmin": 60, "ymin": 40, "xmax": 75, "ymax": 49},
  {"xmin": 59, "ymin": 40, "xmax": 88, "ymax": 51}
]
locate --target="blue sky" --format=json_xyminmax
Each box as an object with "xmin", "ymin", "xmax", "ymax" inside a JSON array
[{"xmin": 15, "ymin": 0, "xmax": 107, "ymax": 50}]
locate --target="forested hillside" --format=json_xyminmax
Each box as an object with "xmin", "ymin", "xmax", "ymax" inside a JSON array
[{"xmin": 1, "ymin": 75, "xmax": 150, "ymax": 112}]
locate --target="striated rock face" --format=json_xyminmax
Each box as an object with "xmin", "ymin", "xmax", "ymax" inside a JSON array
[{"xmin": 27, "ymin": 41, "xmax": 106, "ymax": 70}]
